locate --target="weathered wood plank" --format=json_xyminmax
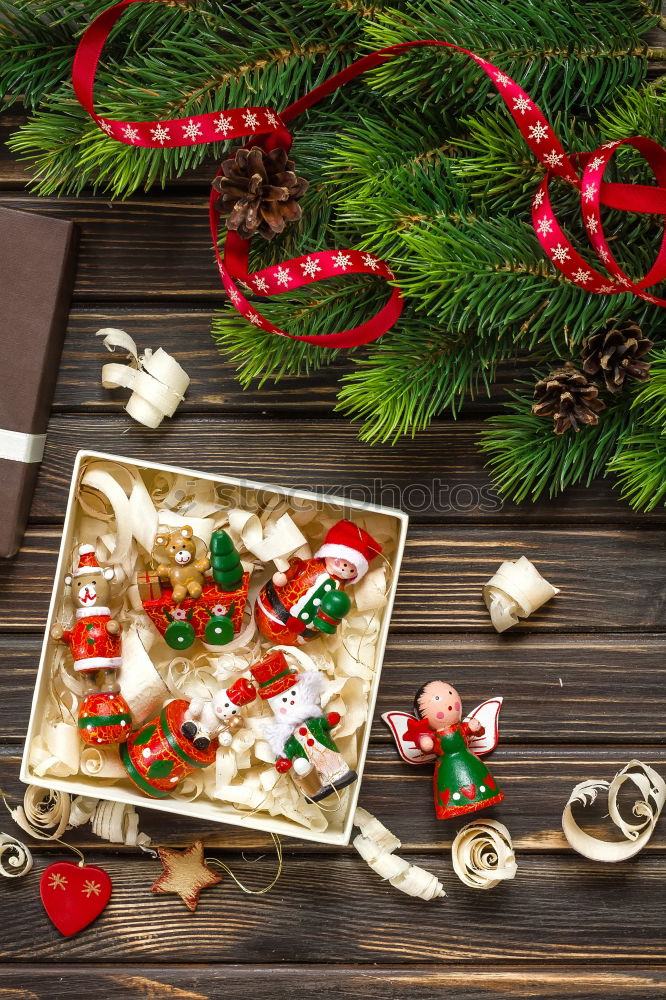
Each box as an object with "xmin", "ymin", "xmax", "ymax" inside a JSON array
[
  {"xmin": 28, "ymin": 415, "xmax": 666, "ymax": 525},
  {"xmin": 2, "ymin": 745, "xmax": 666, "ymax": 852},
  {"xmin": 54, "ymin": 307, "xmax": 525, "ymax": 415},
  {"xmin": 0, "ymin": 965, "xmax": 664, "ymax": 999},
  {"xmin": 2, "ymin": 526, "xmax": 664, "ymax": 634},
  {"xmin": 3, "ymin": 634, "xmax": 666, "ymax": 745},
  {"xmin": 1, "ymin": 847, "xmax": 665, "ymax": 962}
]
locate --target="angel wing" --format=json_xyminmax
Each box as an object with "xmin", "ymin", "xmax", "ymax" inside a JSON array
[
  {"xmin": 381, "ymin": 711, "xmax": 437, "ymax": 765},
  {"xmin": 464, "ymin": 696, "xmax": 503, "ymax": 756}
]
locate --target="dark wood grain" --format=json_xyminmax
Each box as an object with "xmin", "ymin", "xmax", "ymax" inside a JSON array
[
  {"xmin": 27, "ymin": 415, "xmax": 666, "ymax": 526},
  {"xmin": 55, "ymin": 307, "xmax": 527, "ymax": 416},
  {"xmin": 0, "ymin": 966, "xmax": 664, "ymax": 999},
  {"xmin": 3, "ymin": 634, "xmax": 666, "ymax": 745},
  {"xmin": 2, "ymin": 744, "xmax": 666, "ymax": 851},
  {"xmin": 1, "ymin": 847, "xmax": 666, "ymax": 963},
  {"xmin": 2, "ymin": 525, "xmax": 664, "ymax": 633}
]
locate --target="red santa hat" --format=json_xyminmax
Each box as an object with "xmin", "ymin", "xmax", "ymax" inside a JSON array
[
  {"xmin": 226, "ymin": 677, "xmax": 257, "ymax": 707},
  {"xmin": 68, "ymin": 544, "xmax": 114, "ymax": 580},
  {"xmin": 315, "ymin": 520, "xmax": 382, "ymax": 581},
  {"xmin": 250, "ymin": 651, "xmax": 298, "ymax": 700}
]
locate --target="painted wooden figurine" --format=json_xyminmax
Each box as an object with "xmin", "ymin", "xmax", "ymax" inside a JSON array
[
  {"xmin": 383, "ymin": 682, "xmax": 504, "ymax": 819},
  {"xmin": 139, "ymin": 528, "xmax": 250, "ymax": 651},
  {"xmin": 50, "ymin": 544, "xmax": 131, "ymax": 746},
  {"xmin": 254, "ymin": 519, "xmax": 382, "ymax": 646},
  {"xmin": 251, "ymin": 651, "xmax": 357, "ymax": 802},
  {"xmin": 181, "ymin": 677, "xmax": 257, "ymax": 752}
]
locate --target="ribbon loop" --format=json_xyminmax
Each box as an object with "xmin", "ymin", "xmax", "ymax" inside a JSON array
[{"xmin": 73, "ymin": 0, "xmax": 666, "ymax": 349}]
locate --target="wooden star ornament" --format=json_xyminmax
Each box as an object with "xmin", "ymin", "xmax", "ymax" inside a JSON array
[{"xmin": 151, "ymin": 840, "xmax": 222, "ymax": 912}]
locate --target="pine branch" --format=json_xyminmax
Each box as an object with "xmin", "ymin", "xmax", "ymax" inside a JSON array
[
  {"xmin": 336, "ymin": 319, "xmax": 519, "ymax": 441},
  {"xmin": 608, "ymin": 430, "xmax": 666, "ymax": 509},
  {"xmin": 362, "ymin": 0, "xmax": 658, "ymax": 116},
  {"xmin": 479, "ymin": 385, "xmax": 635, "ymax": 502}
]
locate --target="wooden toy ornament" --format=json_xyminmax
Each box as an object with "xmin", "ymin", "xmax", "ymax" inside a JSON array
[
  {"xmin": 50, "ymin": 544, "xmax": 132, "ymax": 746},
  {"xmin": 181, "ymin": 677, "xmax": 257, "ymax": 752},
  {"xmin": 251, "ymin": 651, "xmax": 357, "ymax": 802},
  {"xmin": 139, "ymin": 527, "xmax": 250, "ymax": 650},
  {"xmin": 151, "ymin": 840, "xmax": 222, "ymax": 912},
  {"xmin": 40, "ymin": 860, "xmax": 112, "ymax": 937},
  {"xmin": 383, "ymin": 683, "xmax": 504, "ymax": 819},
  {"xmin": 254, "ymin": 519, "xmax": 382, "ymax": 646}
]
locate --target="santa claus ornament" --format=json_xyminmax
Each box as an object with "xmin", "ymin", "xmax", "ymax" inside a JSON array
[
  {"xmin": 383, "ymin": 683, "xmax": 504, "ymax": 820},
  {"xmin": 50, "ymin": 545, "xmax": 132, "ymax": 746},
  {"xmin": 251, "ymin": 651, "xmax": 357, "ymax": 802},
  {"xmin": 255, "ymin": 519, "xmax": 382, "ymax": 646}
]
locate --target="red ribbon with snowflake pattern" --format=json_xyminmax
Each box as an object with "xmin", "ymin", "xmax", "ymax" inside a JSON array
[{"xmin": 72, "ymin": 0, "xmax": 666, "ymax": 348}]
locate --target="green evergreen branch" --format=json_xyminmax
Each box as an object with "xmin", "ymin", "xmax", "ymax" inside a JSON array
[
  {"xmin": 479, "ymin": 386, "xmax": 635, "ymax": 502},
  {"xmin": 608, "ymin": 430, "xmax": 666, "ymax": 509}
]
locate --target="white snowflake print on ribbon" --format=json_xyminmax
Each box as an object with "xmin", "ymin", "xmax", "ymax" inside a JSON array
[
  {"xmin": 598, "ymin": 284, "xmax": 617, "ymax": 294},
  {"xmin": 150, "ymin": 123, "xmax": 170, "ymax": 145},
  {"xmin": 552, "ymin": 244, "xmax": 571, "ymax": 263},
  {"xmin": 602, "ymin": 141, "xmax": 619, "ymax": 150},
  {"xmin": 265, "ymin": 110, "xmax": 279, "ymax": 127},
  {"xmin": 275, "ymin": 266, "xmax": 293, "ymax": 287},
  {"xmin": 536, "ymin": 217, "xmax": 553, "ymax": 236},
  {"xmin": 253, "ymin": 276, "xmax": 269, "ymax": 293},
  {"xmin": 243, "ymin": 110, "xmax": 259, "ymax": 130},
  {"xmin": 247, "ymin": 311, "xmax": 263, "ymax": 326},
  {"xmin": 533, "ymin": 190, "xmax": 545, "ymax": 208},
  {"xmin": 528, "ymin": 122, "xmax": 549, "ymax": 144},
  {"xmin": 301, "ymin": 256, "xmax": 322, "ymax": 278},
  {"xmin": 332, "ymin": 252, "xmax": 352, "ymax": 270},
  {"xmin": 588, "ymin": 156, "xmax": 605, "ymax": 172},
  {"xmin": 182, "ymin": 119, "xmax": 203, "ymax": 142},
  {"xmin": 598, "ymin": 248, "xmax": 610, "ymax": 262},
  {"xmin": 494, "ymin": 72, "xmax": 510, "ymax": 87},
  {"xmin": 543, "ymin": 150, "xmax": 564, "ymax": 168},
  {"xmin": 362, "ymin": 254, "xmax": 380, "ymax": 271},
  {"xmin": 99, "ymin": 119, "xmax": 113, "ymax": 135},
  {"xmin": 617, "ymin": 276, "xmax": 632, "ymax": 287},
  {"xmin": 583, "ymin": 184, "xmax": 598, "ymax": 202},
  {"xmin": 228, "ymin": 288, "xmax": 241, "ymax": 305},
  {"xmin": 571, "ymin": 268, "xmax": 592, "ymax": 284},
  {"xmin": 585, "ymin": 215, "xmax": 599, "ymax": 234},
  {"xmin": 214, "ymin": 114, "xmax": 232, "ymax": 136},
  {"xmin": 512, "ymin": 96, "xmax": 531, "ymax": 115},
  {"xmin": 123, "ymin": 125, "xmax": 140, "ymax": 143}
]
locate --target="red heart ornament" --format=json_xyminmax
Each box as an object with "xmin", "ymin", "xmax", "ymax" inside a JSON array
[
  {"xmin": 460, "ymin": 784, "xmax": 477, "ymax": 800},
  {"xmin": 40, "ymin": 861, "xmax": 112, "ymax": 937}
]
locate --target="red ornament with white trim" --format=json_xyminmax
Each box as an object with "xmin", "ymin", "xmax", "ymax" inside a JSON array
[
  {"xmin": 50, "ymin": 545, "xmax": 132, "ymax": 745},
  {"xmin": 254, "ymin": 519, "xmax": 381, "ymax": 645}
]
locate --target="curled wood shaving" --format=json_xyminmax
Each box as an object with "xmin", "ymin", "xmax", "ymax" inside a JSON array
[
  {"xmin": 353, "ymin": 807, "xmax": 445, "ymax": 900},
  {"xmin": 451, "ymin": 819, "xmax": 517, "ymax": 889},
  {"xmin": 562, "ymin": 760, "xmax": 666, "ymax": 862},
  {"xmin": 0, "ymin": 834, "xmax": 33, "ymax": 878},
  {"xmin": 97, "ymin": 328, "xmax": 190, "ymax": 429},
  {"xmin": 11, "ymin": 784, "xmax": 150, "ymax": 848},
  {"xmin": 483, "ymin": 556, "xmax": 559, "ymax": 632}
]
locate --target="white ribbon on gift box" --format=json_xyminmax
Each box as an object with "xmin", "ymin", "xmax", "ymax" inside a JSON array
[{"xmin": 0, "ymin": 428, "xmax": 46, "ymax": 463}]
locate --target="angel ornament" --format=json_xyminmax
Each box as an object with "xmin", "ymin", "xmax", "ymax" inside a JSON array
[{"xmin": 383, "ymin": 681, "xmax": 504, "ymax": 820}]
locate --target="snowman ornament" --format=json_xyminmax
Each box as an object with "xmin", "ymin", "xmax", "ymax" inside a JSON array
[
  {"xmin": 50, "ymin": 544, "xmax": 132, "ymax": 745},
  {"xmin": 251, "ymin": 651, "xmax": 357, "ymax": 803},
  {"xmin": 181, "ymin": 677, "xmax": 257, "ymax": 752}
]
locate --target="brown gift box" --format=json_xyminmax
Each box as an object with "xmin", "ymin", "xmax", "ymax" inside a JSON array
[{"xmin": 0, "ymin": 205, "xmax": 78, "ymax": 558}]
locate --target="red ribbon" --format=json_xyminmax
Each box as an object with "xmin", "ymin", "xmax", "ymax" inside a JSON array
[{"xmin": 72, "ymin": 0, "xmax": 666, "ymax": 349}]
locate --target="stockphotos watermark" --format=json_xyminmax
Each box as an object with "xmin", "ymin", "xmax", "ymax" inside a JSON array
[{"xmin": 163, "ymin": 478, "xmax": 503, "ymax": 516}]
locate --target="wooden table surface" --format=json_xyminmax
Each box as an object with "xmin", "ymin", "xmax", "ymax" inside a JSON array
[{"xmin": 2, "ymin": 86, "xmax": 666, "ymax": 998}]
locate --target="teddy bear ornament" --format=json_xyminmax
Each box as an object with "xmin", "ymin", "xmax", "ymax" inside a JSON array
[
  {"xmin": 50, "ymin": 545, "xmax": 132, "ymax": 747},
  {"xmin": 383, "ymin": 682, "xmax": 504, "ymax": 820}
]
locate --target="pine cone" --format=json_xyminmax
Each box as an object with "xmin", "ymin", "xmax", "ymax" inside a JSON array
[
  {"xmin": 532, "ymin": 364, "xmax": 606, "ymax": 435},
  {"xmin": 212, "ymin": 146, "xmax": 309, "ymax": 241},
  {"xmin": 581, "ymin": 318, "xmax": 653, "ymax": 394}
]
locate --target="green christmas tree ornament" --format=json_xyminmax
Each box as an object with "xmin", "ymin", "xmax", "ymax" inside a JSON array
[{"xmin": 210, "ymin": 530, "xmax": 244, "ymax": 591}]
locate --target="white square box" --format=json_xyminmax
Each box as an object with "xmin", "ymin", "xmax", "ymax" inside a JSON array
[{"xmin": 21, "ymin": 450, "xmax": 408, "ymax": 845}]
